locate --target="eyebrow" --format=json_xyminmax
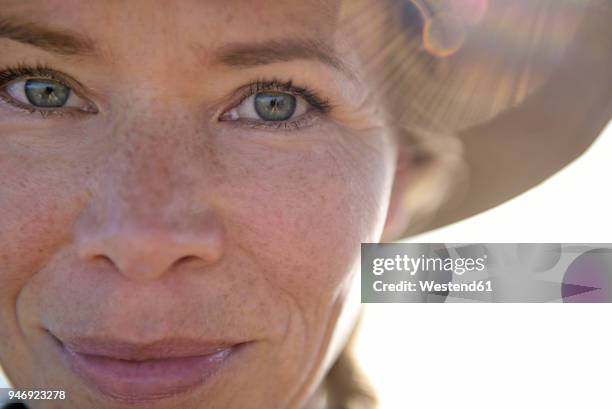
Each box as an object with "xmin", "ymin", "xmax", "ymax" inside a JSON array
[
  {"xmin": 0, "ymin": 17, "xmax": 96, "ymax": 55},
  {"xmin": 0, "ymin": 17, "xmax": 354, "ymax": 79},
  {"xmin": 215, "ymin": 38, "xmax": 354, "ymax": 78}
]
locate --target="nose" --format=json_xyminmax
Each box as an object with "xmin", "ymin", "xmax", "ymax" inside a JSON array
[
  {"xmin": 76, "ymin": 213, "xmax": 225, "ymax": 282},
  {"xmin": 74, "ymin": 142, "xmax": 226, "ymax": 282}
]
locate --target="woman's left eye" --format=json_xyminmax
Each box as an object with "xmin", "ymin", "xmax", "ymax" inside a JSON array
[
  {"xmin": 221, "ymin": 92, "xmax": 309, "ymax": 123},
  {"xmin": 2, "ymin": 78, "xmax": 94, "ymax": 113}
]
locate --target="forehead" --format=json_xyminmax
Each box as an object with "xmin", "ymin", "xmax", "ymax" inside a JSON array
[{"xmin": 1, "ymin": 0, "xmax": 343, "ymax": 43}]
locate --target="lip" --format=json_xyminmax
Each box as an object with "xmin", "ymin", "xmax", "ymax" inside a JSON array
[{"xmin": 52, "ymin": 334, "xmax": 244, "ymax": 403}]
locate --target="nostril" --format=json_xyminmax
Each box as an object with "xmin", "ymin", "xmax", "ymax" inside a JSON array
[
  {"xmin": 174, "ymin": 255, "xmax": 200, "ymax": 266},
  {"xmin": 88, "ymin": 253, "xmax": 117, "ymax": 268}
]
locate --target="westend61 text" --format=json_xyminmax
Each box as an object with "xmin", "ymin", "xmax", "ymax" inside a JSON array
[{"xmin": 373, "ymin": 280, "xmax": 493, "ymax": 293}]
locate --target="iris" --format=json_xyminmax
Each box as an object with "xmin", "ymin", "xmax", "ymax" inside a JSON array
[
  {"xmin": 254, "ymin": 92, "xmax": 296, "ymax": 121},
  {"xmin": 24, "ymin": 79, "xmax": 71, "ymax": 108}
]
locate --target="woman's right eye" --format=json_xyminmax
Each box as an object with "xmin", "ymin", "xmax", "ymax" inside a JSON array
[{"xmin": 1, "ymin": 77, "xmax": 97, "ymax": 114}]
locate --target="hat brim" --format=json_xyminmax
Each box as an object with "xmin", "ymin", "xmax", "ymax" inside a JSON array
[{"xmin": 405, "ymin": 0, "xmax": 612, "ymax": 237}]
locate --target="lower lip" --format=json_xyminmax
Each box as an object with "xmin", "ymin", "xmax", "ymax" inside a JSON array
[{"xmin": 60, "ymin": 343, "xmax": 236, "ymax": 403}]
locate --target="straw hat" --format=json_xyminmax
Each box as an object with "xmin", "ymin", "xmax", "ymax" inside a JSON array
[{"xmin": 392, "ymin": 0, "xmax": 612, "ymax": 237}]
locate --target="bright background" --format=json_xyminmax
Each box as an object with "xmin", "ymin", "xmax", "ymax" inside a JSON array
[
  {"xmin": 355, "ymin": 120, "xmax": 612, "ymax": 409},
  {"xmin": 2, "ymin": 123, "xmax": 611, "ymax": 408}
]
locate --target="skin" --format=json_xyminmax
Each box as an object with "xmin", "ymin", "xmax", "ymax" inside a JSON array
[{"xmin": 0, "ymin": 1, "xmax": 411, "ymax": 408}]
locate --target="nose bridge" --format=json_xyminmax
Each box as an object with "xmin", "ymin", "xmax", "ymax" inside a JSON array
[
  {"xmin": 109, "ymin": 102, "xmax": 217, "ymax": 211},
  {"xmin": 75, "ymin": 117, "xmax": 226, "ymax": 282},
  {"xmin": 118, "ymin": 136, "xmax": 190, "ymax": 215},
  {"xmin": 102, "ymin": 113, "xmax": 194, "ymax": 218}
]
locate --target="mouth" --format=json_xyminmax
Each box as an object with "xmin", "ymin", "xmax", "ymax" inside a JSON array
[{"xmin": 50, "ymin": 332, "xmax": 248, "ymax": 403}]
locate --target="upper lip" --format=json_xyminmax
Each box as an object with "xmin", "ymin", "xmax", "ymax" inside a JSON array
[{"xmin": 52, "ymin": 334, "xmax": 239, "ymax": 361}]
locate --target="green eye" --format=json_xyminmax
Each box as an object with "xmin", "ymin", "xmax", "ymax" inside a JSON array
[
  {"xmin": 24, "ymin": 79, "xmax": 71, "ymax": 108},
  {"xmin": 254, "ymin": 92, "xmax": 297, "ymax": 121}
]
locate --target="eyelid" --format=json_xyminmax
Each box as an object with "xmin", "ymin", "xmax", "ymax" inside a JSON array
[
  {"xmin": 231, "ymin": 111, "xmax": 324, "ymax": 132},
  {"xmin": 226, "ymin": 79, "xmax": 331, "ymax": 114}
]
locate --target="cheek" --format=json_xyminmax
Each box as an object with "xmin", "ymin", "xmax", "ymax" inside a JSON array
[
  {"xmin": 215, "ymin": 129, "xmax": 394, "ymax": 308},
  {"xmin": 0, "ymin": 151, "xmax": 83, "ymax": 292}
]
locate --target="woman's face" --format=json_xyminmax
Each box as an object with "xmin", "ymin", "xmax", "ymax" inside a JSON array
[{"xmin": 0, "ymin": 1, "xmax": 402, "ymax": 408}]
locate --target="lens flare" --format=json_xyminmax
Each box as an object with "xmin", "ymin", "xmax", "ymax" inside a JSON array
[
  {"xmin": 423, "ymin": 12, "xmax": 465, "ymax": 57},
  {"xmin": 419, "ymin": 0, "xmax": 489, "ymax": 57}
]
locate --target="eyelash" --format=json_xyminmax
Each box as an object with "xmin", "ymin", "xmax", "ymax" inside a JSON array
[
  {"xmin": 0, "ymin": 65, "xmax": 334, "ymax": 128},
  {"xmin": 0, "ymin": 63, "xmax": 87, "ymax": 118},
  {"xmin": 224, "ymin": 78, "xmax": 333, "ymax": 131}
]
